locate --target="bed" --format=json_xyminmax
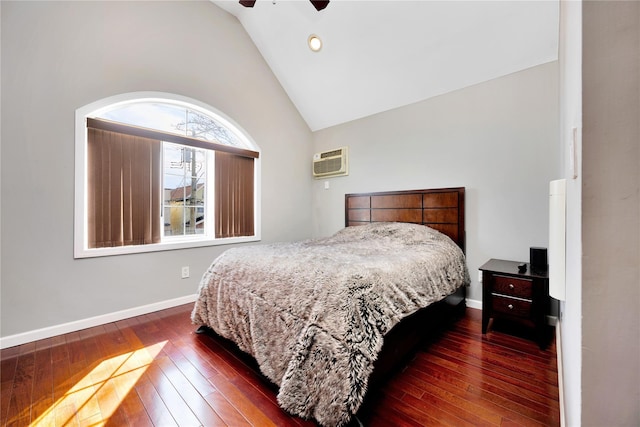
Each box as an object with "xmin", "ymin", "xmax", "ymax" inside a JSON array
[{"xmin": 191, "ymin": 187, "xmax": 470, "ymax": 426}]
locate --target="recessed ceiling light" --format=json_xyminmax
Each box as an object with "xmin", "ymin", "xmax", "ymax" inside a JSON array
[{"xmin": 308, "ymin": 34, "xmax": 322, "ymax": 52}]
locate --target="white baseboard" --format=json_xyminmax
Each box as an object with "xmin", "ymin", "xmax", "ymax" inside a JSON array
[
  {"xmin": 466, "ymin": 298, "xmax": 482, "ymax": 310},
  {"xmin": 0, "ymin": 294, "xmax": 197, "ymax": 349}
]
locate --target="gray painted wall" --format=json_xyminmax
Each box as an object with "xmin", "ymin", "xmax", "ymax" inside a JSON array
[
  {"xmin": 0, "ymin": 1, "xmax": 314, "ymax": 337},
  {"xmin": 582, "ymin": 1, "xmax": 640, "ymax": 425},
  {"xmin": 311, "ymin": 62, "xmax": 560, "ymax": 303}
]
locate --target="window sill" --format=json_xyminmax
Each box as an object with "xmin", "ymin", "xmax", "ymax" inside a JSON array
[{"xmin": 74, "ymin": 235, "xmax": 260, "ymax": 259}]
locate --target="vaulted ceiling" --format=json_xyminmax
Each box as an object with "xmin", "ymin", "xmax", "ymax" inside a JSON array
[{"xmin": 212, "ymin": 0, "xmax": 559, "ymax": 131}]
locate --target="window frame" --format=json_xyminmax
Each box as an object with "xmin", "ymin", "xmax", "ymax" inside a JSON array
[{"xmin": 74, "ymin": 92, "xmax": 261, "ymax": 259}]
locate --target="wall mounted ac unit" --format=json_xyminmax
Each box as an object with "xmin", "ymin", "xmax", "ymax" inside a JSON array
[{"xmin": 313, "ymin": 146, "xmax": 348, "ymax": 178}]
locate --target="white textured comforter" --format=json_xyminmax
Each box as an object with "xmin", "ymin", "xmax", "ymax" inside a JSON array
[{"xmin": 191, "ymin": 222, "xmax": 470, "ymax": 426}]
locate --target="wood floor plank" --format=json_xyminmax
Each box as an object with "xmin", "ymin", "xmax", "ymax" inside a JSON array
[
  {"xmin": 93, "ymin": 323, "xmax": 154, "ymax": 426},
  {"xmin": 71, "ymin": 334, "xmax": 104, "ymax": 425},
  {"xmin": 426, "ymin": 348, "xmax": 559, "ymax": 414},
  {"xmin": 446, "ymin": 332, "xmax": 557, "ymax": 378},
  {"xmin": 113, "ymin": 334, "xmax": 168, "ymax": 423},
  {"xmin": 375, "ymin": 391, "xmax": 444, "ymax": 426},
  {"xmin": 189, "ymin": 334, "xmax": 315, "ymax": 426},
  {"xmin": 203, "ymin": 389, "xmax": 252, "ymax": 426},
  {"xmin": 416, "ymin": 344, "xmax": 558, "ymax": 425},
  {"xmin": 4, "ymin": 351, "xmax": 36, "ymax": 426},
  {"xmin": 427, "ymin": 342, "xmax": 554, "ymax": 390},
  {"xmin": 0, "ymin": 304, "xmax": 559, "ymax": 427},
  {"xmin": 29, "ymin": 347, "xmax": 54, "ymax": 425},
  {"xmin": 466, "ymin": 383, "xmax": 559, "ymax": 426},
  {"xmin": 143, "ymin": 360, "xmax": 202, "ymax": 426},
  {"xmin": 206, "ymin": 370, "xmax": 278, "ymax": 427},
  {"xmin": 399, "ymin": 373, "xmax": 505, "ymax": 426},
  {"xmin": 134, "ymin": 378, "xmax": 178, "ymax": 427},
  {"xmin": 160, "ymin": 341, "xmax": 217, "ymax": 397},
  {"xmin": 191, "ymin": 335, "xmax": 308, "ymax": 427},
  {"xmin": 364, "ymin": 405, "xmax": 423, "ymax": 427},
  {"xmin": 417, "ymin": 350, "xmax": 559, "ymax": 410},
  {"xmin": 173, "ymin": 339, "xmax": 267, "ymax": 426},
  {"xmin": 53, "ymin": 401, "xmax": 79, "ymax": 427},
  {"xmin": 49, "ymin": 335, "xmax": 69, "ymax": 364},
  {"xmin": 0, "ymin": 355, "xmax": 17, "ymax": 425},
  {"xmin": 107, "ymin": 392, "xmax": 155, "ymax": 427},
  {"xmin": 154, "ymin": 353, "xmax": 227, "ymax": 426},
  {"xmin": 49, "ymin": 346, "xmax": 78, "ymax": 427},
  {"xmin": 93, "ymin": 379, "xmax": 130, "ymax": 425}
]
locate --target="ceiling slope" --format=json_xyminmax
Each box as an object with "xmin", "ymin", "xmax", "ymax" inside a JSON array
[{"xmin": 212, "ymin": 0, "xmax": 559, "ymax": 131}]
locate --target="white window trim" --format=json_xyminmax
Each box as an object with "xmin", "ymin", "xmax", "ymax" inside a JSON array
[{"xmin": 74, "ymin": 91, "xmax": 261, "ymax": 259}]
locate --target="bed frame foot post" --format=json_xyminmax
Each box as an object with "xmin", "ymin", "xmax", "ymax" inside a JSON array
[
  {"xmin": 457, "ymin": 285, "xmax": 468, "ymax": 318},
  {"xmin": 195, "ymin": 325, "xmax": 211, "ymax": 334}
]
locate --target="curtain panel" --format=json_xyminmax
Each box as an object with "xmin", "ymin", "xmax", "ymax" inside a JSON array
[
  {"xmin": 215, "ymin": 152, "xmax": 255, "ymax": 238},
  {"xmin": 87, "ymin": 128, "xmax": 162, "ymax": 248}
]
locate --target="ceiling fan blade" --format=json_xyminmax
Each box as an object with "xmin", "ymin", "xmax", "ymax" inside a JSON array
[
  {"xmin": 310, "ymin": 0, "xmax": 329, "ymax": 11},
  {"xmin": 239, "ymin": 0, "xmax": 328, "ymax": 11}
]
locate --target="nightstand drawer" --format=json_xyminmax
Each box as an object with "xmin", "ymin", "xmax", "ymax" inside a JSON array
[
  {"xmin": 491, "ymin": 295, "xmax": 531, "ymax": 318},
  {"xmin": 493, "ymin": 275, "xmax": 532, "ymax": 299}
]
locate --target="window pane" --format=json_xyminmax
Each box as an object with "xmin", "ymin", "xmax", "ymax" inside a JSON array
[
  {"xmin": 185, "ymin": 110, "xmax": 241, "ymax": 147},
  {"xmin": 101, "ymin": 103, "xmax": 187, "ymax": 137},
  {"xmin": 101, "ymin": 103, "xmax": 244, "ymax": 148},
  {"xmin": 163, "ymin": 142, "xmax": 206, "ymax": 238}
]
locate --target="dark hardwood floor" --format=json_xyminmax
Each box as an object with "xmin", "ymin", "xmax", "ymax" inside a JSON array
[{"xmin": 1, "ymin": 304, "xmax": 559, "ymax": 426}]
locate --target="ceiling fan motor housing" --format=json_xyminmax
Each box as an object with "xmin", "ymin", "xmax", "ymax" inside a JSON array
[{"xmin": 239, "ymin": 0, "xmax": 329, "ymax": 11}]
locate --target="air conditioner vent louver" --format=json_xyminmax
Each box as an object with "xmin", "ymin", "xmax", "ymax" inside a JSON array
[
  {"xmin": 313, "ymin": 146, "xmax": 348, "ymax": 178},
  {"xmin": 320, "ymin": 149, "xmax": 343, "ymax": 159}
]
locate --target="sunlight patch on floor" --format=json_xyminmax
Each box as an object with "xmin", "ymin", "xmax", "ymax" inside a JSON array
[{"xmin": 30, "ymin": 341, "xmax": 167, "ymax": 426}]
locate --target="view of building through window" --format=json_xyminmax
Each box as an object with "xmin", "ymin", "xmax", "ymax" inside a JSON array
[{"xmin": 162, "ymin": 142, "xmax": 206, "ymax": 236}]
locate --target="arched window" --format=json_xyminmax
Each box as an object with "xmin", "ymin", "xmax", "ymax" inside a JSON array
[{"xmin": 74, "ymin": 92, "xmax": 261, "ymax": 258}]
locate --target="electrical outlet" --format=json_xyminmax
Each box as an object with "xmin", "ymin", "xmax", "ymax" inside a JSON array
[
  {"xmin": 477, "ymin": 270, "xmax": 483, "ymax": 283},
  {"xmin": 181, "ymin": 266, "xmax": 190, "ymax": 279}
]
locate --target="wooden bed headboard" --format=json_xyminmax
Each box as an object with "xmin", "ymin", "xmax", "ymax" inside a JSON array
[{"xmin": 345, "ymin": 187, "xmax": 465, "ymax": 252}]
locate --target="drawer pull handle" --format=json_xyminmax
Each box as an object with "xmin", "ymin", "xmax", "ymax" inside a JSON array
[
  {"xmin": 508, "ymin": 304, "xmax": 514, "ymax": 310},
  {"xmin": 509, "ymin": 284, "xmax": 515, "ymax": 290}
]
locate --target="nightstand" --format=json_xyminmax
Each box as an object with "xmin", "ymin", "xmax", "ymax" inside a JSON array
[{"xmin": 480, "ymin": 258, "xmax": 550, "ymax": 349}]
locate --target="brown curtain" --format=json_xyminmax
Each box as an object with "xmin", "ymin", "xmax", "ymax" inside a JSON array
[
  {"xmin": 87, "ymin": 128, "xmax": 161, "ymax": 248},
  {"xmin": 215, "ymin": 151, "xmax": 255, "ymax": 238}
]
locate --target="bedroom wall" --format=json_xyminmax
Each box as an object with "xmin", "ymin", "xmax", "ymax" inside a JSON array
[
  {"xmin": 311, "ymin": 62, "xmax": 560, "ymax": 303},
  {"xmin": 581, "ymin": 1, "xmax": 639, "ymax": 425},
  {"xmin": 0, "ymin": 1, "xmax": 313, "ymax": 339}
]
